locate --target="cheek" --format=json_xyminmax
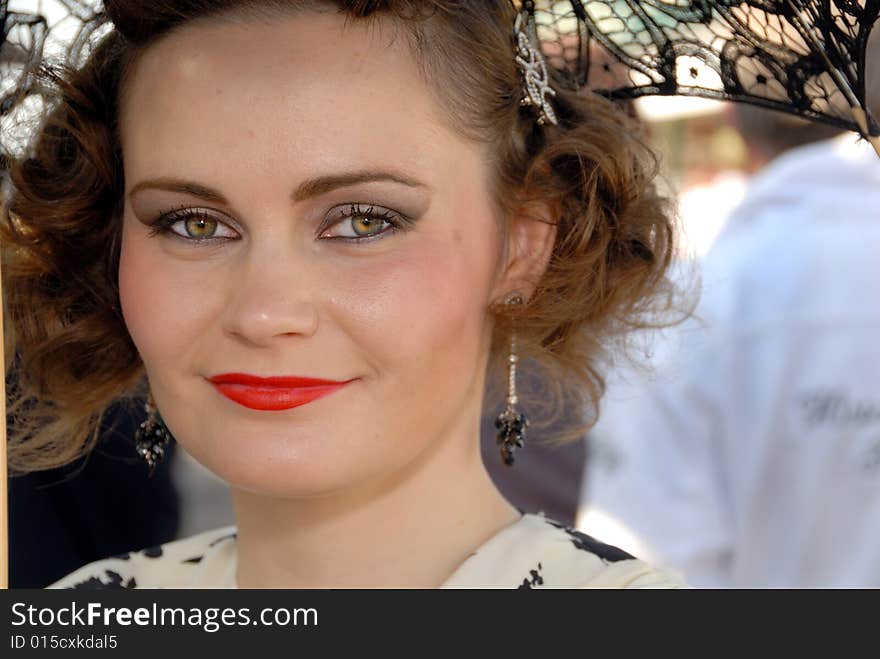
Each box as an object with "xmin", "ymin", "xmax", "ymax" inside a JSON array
[
  {"xmin": 117, "ymin": 222, "xmax": 213, "ymax": 368},
  {"xmin": 118, "ymin": 226, "xmax": 154, "ymax": 356},
  {"xmin": 328, "ymin": 229, "xmax": 498, "ymax": 388}
]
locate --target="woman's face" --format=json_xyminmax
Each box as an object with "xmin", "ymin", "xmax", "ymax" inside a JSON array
[{"xmin": 118, "ymin": 10, "xmax": 511, "ymax": 497}]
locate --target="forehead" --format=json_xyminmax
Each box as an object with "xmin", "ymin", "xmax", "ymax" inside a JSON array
[{"xmin": 119, "ymin": 10, "xmax": 469, "ymax": 184}]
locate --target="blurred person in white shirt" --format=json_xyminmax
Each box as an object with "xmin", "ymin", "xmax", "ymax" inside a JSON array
[{"xmin": 577, "ymin": 38, "xmax": 880, "ymax": 587}]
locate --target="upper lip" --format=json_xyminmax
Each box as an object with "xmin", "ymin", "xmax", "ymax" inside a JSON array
[{"xmin": 207, "ymin": 373, "xmax": 354, "ymax": 387}]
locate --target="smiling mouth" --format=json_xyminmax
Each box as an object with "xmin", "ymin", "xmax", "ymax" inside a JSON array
[{"xmin": 207, "ymin": 373, "xmax": 356, "ymax": 411}]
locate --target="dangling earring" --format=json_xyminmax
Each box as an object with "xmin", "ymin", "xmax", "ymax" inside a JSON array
[
  {"xmin": 495, "ymin": 292, "xmax": 529, "ymax": 466},
  {"xmin": 134, "ymin": 390, "xmax": 174, "ymax": 475}
]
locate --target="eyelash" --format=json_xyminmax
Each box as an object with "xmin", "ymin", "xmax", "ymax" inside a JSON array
[
  {"xmin": 321, "ymin": 204, "xmax": 408, "ymax": 243},
  {"xmin": 148, "ymin": 204, "xmax": 409, "ymax": 245}
]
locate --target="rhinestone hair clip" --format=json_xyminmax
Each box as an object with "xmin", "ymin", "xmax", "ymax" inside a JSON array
[{"xmin": 513, "ymin": 4, "xmax": 558, "ymax": 127}]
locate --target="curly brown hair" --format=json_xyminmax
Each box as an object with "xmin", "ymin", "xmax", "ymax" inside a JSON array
[{"xmin": 2, "ymin": 0, "xmax": 681, "ymax": 474}]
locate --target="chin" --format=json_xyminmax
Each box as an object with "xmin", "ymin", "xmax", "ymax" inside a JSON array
[{"xmin": 177, "ymin": 422, "xmax": 382, "ymax": 499}]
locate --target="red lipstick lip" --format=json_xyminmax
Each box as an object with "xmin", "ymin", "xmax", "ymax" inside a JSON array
[
  {"xmin": 208, "ymin": 373, "xmax": 352, "ymax": 388},
  {"xmin": 206, "ymin": 373, "xmax": 356, "ymax": 411}
]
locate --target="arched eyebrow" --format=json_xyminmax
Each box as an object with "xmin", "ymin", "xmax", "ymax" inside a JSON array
[
  {"xmin": 128, "ymin": 171, "xmax": 430, "ymax": 204},
  {"xmin": 291, "ymin": 171, "xmax": 429, "ymax": 202},
  {"xmin": 128, "ymin": 179, "xmax": 226, "ymax": 203}
]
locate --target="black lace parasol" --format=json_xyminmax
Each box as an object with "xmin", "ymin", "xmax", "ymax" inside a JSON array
[
  {"xmin": 524, "ymin": 0, "xmax": 880, "ymax": 153},
  {"xmin": 1, "ymin": 0, "xmax": 108, "ymax": 161},
  {"xmin": 1, "ymin": 1, "xmax": 878, "ymax": 149}
]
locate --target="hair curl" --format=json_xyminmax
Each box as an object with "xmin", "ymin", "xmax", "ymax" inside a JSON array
[{"xmin": 2, "ymin": 0, "xmax": 681, "ymax": 473}]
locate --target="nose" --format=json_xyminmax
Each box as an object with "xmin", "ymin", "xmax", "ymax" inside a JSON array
[{"xmin": 221, "ymin": 244, "xmax": 319, "ymax": 347}]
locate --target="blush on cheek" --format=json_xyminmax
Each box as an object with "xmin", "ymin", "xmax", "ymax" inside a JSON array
[
  {"xmin": 343, "ymin": 238, "xmax": 492, "ymax": 382},
  {"xmin": 117, "ymin": 228, "xmax": 153, "ymax": 352},
  {"xmin": 117, "ymin": 223, "xmax": 191, "ymax": 366}
]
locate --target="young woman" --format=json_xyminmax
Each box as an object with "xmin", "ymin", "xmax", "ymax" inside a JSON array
[{"xmin": 3, "ymin": 0, "xmax": 682, "ymax": 588}]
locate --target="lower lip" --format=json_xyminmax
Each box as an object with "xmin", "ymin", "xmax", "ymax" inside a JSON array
[{"xmin": 210, "ymin": 381, "xmax": 353, "ymax": 411}]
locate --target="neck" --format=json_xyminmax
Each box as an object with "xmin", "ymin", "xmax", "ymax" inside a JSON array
[{"xmin": 230, "ymin": 416, "xmax": 519, "ymax": 588}]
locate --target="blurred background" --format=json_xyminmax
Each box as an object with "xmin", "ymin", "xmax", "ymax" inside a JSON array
[{"xmin": 3, "ymin": 0, "xmax": 879, "ymax": 588}]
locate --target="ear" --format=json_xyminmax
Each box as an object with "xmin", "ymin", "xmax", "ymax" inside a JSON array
[{"xmin": 490, "ymin": 202, "xmax": 557, "ymax": 304}]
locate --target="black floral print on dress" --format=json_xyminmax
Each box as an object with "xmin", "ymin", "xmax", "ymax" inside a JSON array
[
  {"xmin": 69, "ymin": 570, "xmax": 136, "ymax": 590},
  {"xmin": 518, "ymin": 563, "xmax": 545, "ymax": 589},
  {"xmin": 547, "ymin": 520, "xmax": 634, "ymax": 563}
]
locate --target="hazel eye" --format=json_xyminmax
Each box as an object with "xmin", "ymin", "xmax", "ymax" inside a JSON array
[
  {"xmin": 156, "ymin": 208, "xmax": 240, "ymax": 242},
  {"xmin": 320, "ymin": 204, "xmax": 401, "ymax": 241},
  {"xmin": 335, "ymin": 215, "xmax": 390, "ymax": 238},
  {"xmin": 183, "ymin": 216, "xmax": 218, "ymax": 239}
]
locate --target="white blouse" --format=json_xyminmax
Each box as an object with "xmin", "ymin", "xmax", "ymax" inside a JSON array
[{"xmin": 48, "ymin": 513, "xmax": 687, "ymax": 589}]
